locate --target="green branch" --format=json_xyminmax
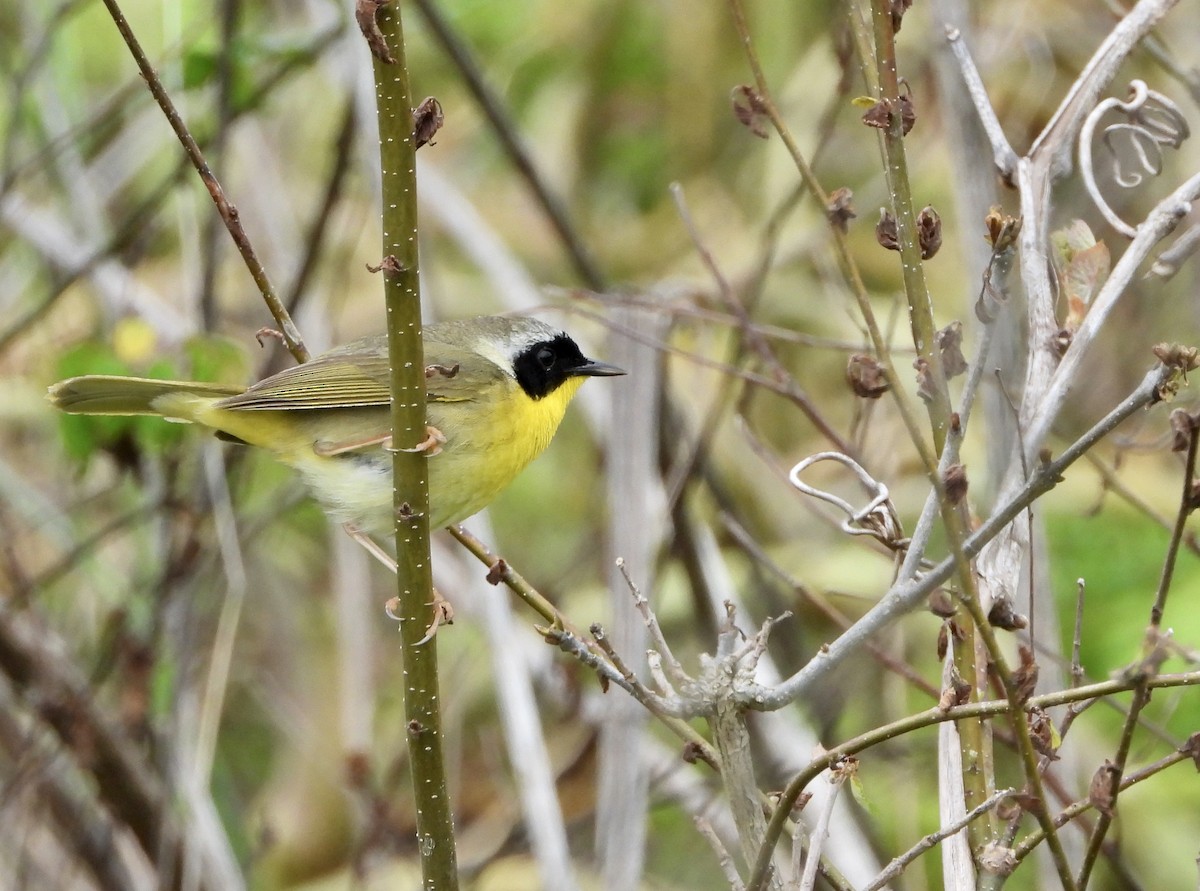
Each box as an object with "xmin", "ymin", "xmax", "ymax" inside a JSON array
[{"xmin": 369, "ymin": 4, "xmax": 459, "ymax": 887}]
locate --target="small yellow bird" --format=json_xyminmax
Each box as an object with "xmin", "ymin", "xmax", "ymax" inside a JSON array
[{"xmin": 48, "ymin": 316, "xmax": 624, "ymax": 535}]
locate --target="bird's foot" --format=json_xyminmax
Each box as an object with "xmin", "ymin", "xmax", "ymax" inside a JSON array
[{"xmin": 396, "ymin": 425, "xmax": 446, "ymax": 457}]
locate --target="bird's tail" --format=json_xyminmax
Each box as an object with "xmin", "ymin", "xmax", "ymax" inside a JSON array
[{"xmin": 48, "ymin": 376, "xmax": 242, "ymax": 418}]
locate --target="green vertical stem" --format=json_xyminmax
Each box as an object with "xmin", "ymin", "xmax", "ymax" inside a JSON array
[
  {"xmin": 868, "ymin": 1, "xmax": 949, "ymax": 436},
  {"xmin": 371, "ymin": 5, "xmax": 459, "ymax": 888},
  {"xmin": 868, "ymin": 0, "xmax": 994, "ymax": 847}
]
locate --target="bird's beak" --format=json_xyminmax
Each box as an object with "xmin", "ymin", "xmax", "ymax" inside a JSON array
[{"xmin": 572, "ymin": 359, "xmax": 627, "ymax": 377}]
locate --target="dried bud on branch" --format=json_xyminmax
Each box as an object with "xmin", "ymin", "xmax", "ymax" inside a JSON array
[
  {"xmin": 984, "ymin": 207, "xmax": 1022, "ymax": 251},
  {"xmin": 826, "ymin": 187, "xmax": 856, "ymax": 232},
  {"xmin": 890, "ymin": 0, "xmax": 914, "ymax": 31},
  {"xmin": 936, "ymin": 321, "xmax": 967, "ymax": 378},
  {"xmin": 1168, "ymin": 408, "xmax": 1197, "ymax": 452},
  {"xmin": 1152, "ymin": 342, "xmax": 1200, "ymax": 376},
  {"xmin": 875, "ymin": 209, "xmax": 899, "ymax": 251},
  {"xmin": 412, "ymin": 97, "xmax": 444, "ymax": 149},
  {"xmin": 1028, "ymin": 708, "xmax": 1060, "ymax": 759},
  {"xmin": 917, "ymin": 206, "xmax": 942, "ymax": 259},
  {"xmin": 1153, "ymin": 343, "xmax": 1200, "ymax": 403},
  {"xmin": 732, "ymin": 85, "xmax": 770, "ymax": 139},
  {"xmin": 846, "ymin": 354, "xmax": 889, "ymax": 398},
  {"xmin": 356, "ymin": 0, "xmax": 395, "ymax": 64},
  {"xmin": 1011, "ymin": 645, "xmax": 1039, "ymax": 705},
  {"xmin": 943, "ymin": 463, "xmax": 968, "ymax": 505},
  {"xmin": 937, "ymin": 668, "xmax": 971, "ymax": 711},
  {"xmin": 861, "ymin": 94, "xmax": 915, "ymax": 136},
  {"xmin": 1088, "ymin": 760, "xmax": 1120, "ymax": 817},
  {"xmin": 913, "ymin": 356, "xmax": 936, "ymax": 403},
  {"xmin": 978, "ymin": 842, "xmax": 1018, "ymax": 876},
  {"xmin": 987, "ymin": 595, "xmax": 1028, "ymax": 631},
  {"xmin": 928, "ymin": 589, "xmax": 956, "ymax": 618},
  {"xmin": 1181, "ymin": 731, "xmax": 1200, "ymax": 771}
]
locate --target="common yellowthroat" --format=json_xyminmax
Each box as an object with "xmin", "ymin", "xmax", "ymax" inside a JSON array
[{"xmin": 49, "ymin": 316, "xmax": 624, "ymax": 534}]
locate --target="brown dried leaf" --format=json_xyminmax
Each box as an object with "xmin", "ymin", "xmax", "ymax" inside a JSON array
[{"xmin": 936, "ymin": 321, "xmax": 967, "ymax": 378}]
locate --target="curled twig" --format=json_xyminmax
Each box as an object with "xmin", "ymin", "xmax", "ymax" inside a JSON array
[
  {"xmin": 1080, "ymin": 80, "xmax": 1189, "ymax": 237},
  {"xmin": 788, "ymin": 452, "xmax": 905, "ymax": 550}
]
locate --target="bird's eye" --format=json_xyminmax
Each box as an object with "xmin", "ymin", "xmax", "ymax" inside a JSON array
[{"xmin": 536, "ymin": 346, "xmax": 556, "ymax": 370}]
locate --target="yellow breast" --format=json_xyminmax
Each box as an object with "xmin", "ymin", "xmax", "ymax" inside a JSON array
[{"xmin": 424, "ymin": 376, "xmax": 584, "ymax": 528}]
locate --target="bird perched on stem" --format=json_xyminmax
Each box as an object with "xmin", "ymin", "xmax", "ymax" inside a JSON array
[{"xmin": 49, "ymin": 316, "xmax": 625, "ymax": 541}]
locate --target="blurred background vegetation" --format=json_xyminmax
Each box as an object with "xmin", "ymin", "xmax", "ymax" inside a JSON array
[{"xmin": 3, "ymin": 0, "xmax": 1200, "ymax": 888}]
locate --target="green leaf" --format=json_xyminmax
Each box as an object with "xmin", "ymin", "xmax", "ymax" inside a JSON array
[
  {"xmin": 849, "ymin": 772, "xmax": 873, "ymax": 814},
  {"xmin": 1050, "ymin": 219, "xmax": 1097, "ymax": 264}
]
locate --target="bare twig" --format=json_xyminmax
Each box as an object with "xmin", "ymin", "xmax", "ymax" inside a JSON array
[
  {"xmin": 864, "ymin": 787, "xmax": 1017, "ymax": 891},
  {"xmin": 97, "ymin": 0, "xmax": 308, "ymax": 362},
  {"xmin": 696, "ymin": 816, "xmax": 746, "ymax": 891},
  {"xmin": 795, "ymin": 769, "xmax": 844, "ymax": 891},
  {"xmin": 943, "ymin": 27, "xmax": 1018, "ymax": 179}
]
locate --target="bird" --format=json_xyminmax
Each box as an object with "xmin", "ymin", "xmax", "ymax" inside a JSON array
[{"xmin": 48, "ymin": 316, "xmax": 625, "ymax": 538}]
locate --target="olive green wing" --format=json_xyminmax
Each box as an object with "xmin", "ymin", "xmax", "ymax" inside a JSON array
[
  {"xmin": 214, "ymin": 335, "xmax": 505, "ymax": 410},
  {"xmin": 423, "ymin": 340, "xmax": 511, "ymax": 405},
  {"xmin": 214, "ymin": 336, "xmax": 390, "ymax": 410}
]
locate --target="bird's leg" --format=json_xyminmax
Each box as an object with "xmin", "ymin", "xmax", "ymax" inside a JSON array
[
  {"xmin": 343, "ymin": 522, "xmax": 397, "ymax": 571},
  {"xmin": 345, "ymin": 522, "xmax": 455, "ymax": 644},
  {"xmin": 314, "ymin": 432, "xmax": 393, "ymax": 457},
  {"xmin": 317, "ymin": 426, "xmax": 445, "ymax": 457}
]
